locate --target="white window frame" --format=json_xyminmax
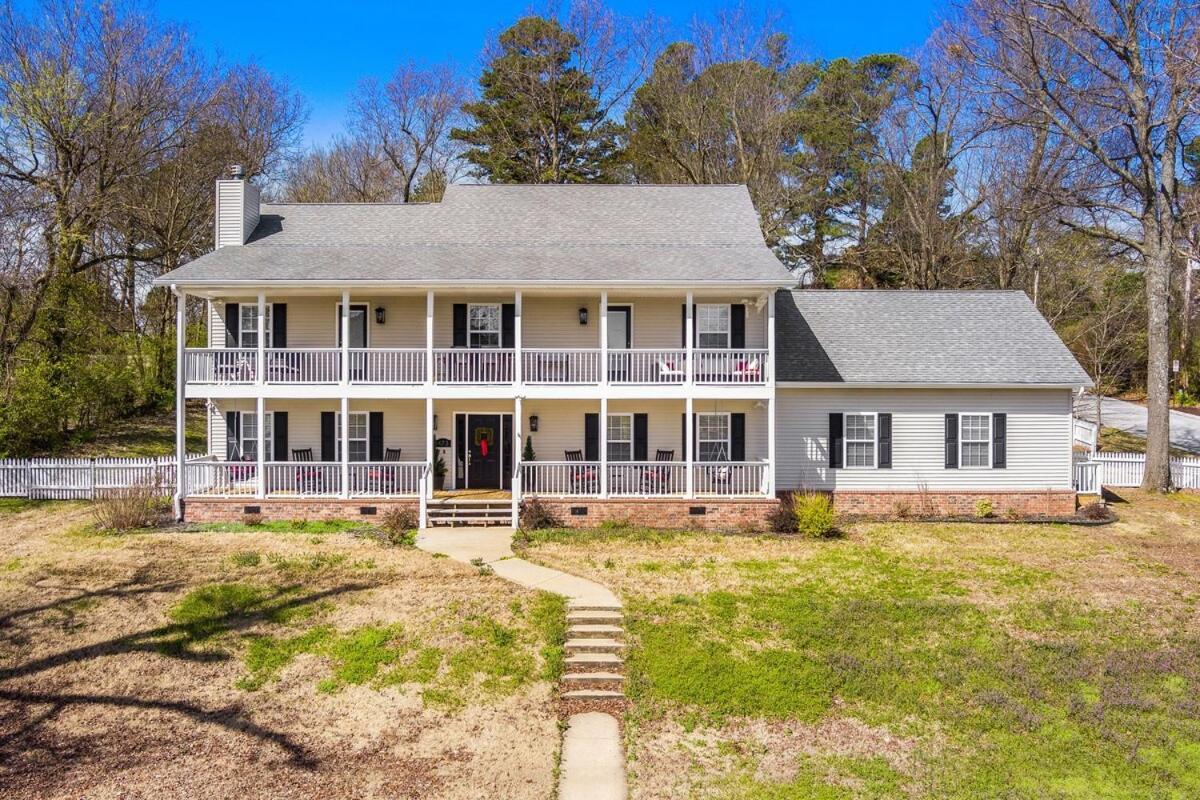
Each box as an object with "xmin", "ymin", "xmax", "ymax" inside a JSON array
[
  {"xmin": 696, "ymin": 304, "xmax": 731, "ymax": 350},
  {"xmin": 607, "ymin": 413, "xmax": 633, "ymax": 462},
  {"xmin": 843, "ymin": 411, "xmax": 877, "ymax": 470},
  {"xmin": 336, "ymin": 411, "xmax": 370, "ymax": 463},
  {"xmin": 696, "ymin": 411, "xmax": 731, "ymax": 462},
  {"xmin": 239, "ymin": 412, "xmax": 273, "ymax": 461},
  {"xmin": 238, "ymin": 303, "xmax": 272, "ymax": 349},
  {"xmin": 959, "ymin": 412, "xmax": 993, "ymax": 469},
  {"xmin": 468, "ymin": 303, "xmax": 502, "ymax": 349}
]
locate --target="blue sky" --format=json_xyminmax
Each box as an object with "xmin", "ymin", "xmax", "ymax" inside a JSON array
[{"xmin": 154, "ymin": 0, "xmax": 942, "ymax": 147}]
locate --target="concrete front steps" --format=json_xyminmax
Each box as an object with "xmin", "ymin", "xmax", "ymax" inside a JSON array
[
  {"xmin": 561, "ymin": 603, "xmax": 628, "ymax": 705},
  {"xmin": 425, "ymin": 499, "xmax": 512, "ymax": 527}
]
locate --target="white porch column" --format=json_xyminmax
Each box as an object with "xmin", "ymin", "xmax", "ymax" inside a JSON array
[
  {"xmin": 425, "ymin": 396, "xmax": 434, "ymax": 499},
  {"xmin": 256, "ymin": 395, "xmax": 266, "ymax": 499},
  {"xmin": 685, "ymin": 396, "xmax": 694, "ymax": 498},
  {"xmin": 599, "ymin": 291, "xmax": 608, "ymax": 386},
  {"xmin": 512, "ymin": 396, "xmax": 523, "ymax": 526},
  {"xmin": 425, "ymin": 290, "xmax": 434, "ymax": 386},
  {"xmin": 766, "ymin": 290, "xmax": 776, "ymax": 497},
  {"xmin": 340, "ymin": 290, "xmax": 350, "ymax": 385},
  {"xmin": 685, "ymin": 290, "xmax": 694, "ymax": 385},
  {"xmin": 599, "ymin": 397, "xmax": 608, "ymax": 497},
  {"xmin": 256, "ymin": 290, "xmax": 266, "ymax": 385},
  {"xmin": 514, "ymin": 290, "xmax": 523, "ymax": 386},
  {"xmin": 767, "ymin": 290, "xmax": 776, "ymax": 388},
  {"xmin": 173, "ymin": 286, "xmax": 186, "ymax": 519},
  {"xmin": 339, "ymin": 396, "xmax": 349, "ymax": 499},
  {"xmin": 766, "ymin": 397, "xmax": 776, "ymax": 497}
]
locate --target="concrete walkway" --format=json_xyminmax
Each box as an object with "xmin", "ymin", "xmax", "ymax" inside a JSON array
[
  {"xmin": 416, "ymin": 528, "xmax": 621, "ymax": 608},
  {"xmin": 1076, "ymin": 393, "xmax": 1200, "ymax": 454},
  {"xmin": 415, "ymin": 527, "xmax": 627, "ymax": 800}
]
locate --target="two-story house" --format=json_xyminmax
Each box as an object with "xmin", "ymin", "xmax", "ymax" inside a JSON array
[{"xmin": 154, "ymin": 172, "xmax": 1090, "ymax": 527}]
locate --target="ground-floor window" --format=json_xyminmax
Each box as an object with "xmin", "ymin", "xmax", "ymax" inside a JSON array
[
  {"xmin": 845, "ymin": 412, "xmax": 877, "ymax": 468},
  {"xmin": 697, "ymin": 412, "xmax": 730, "ymax": 461},
  {"xmin": 240, "ymin": 412, "xmax": 273, "ymax": 460},
  {"xmin": 337, "ymin": 412, "xmax": 369, "ymax": 462},
  {"xmin": 607, "ymin": 413, "xmax": 632, "ymax": 461},
  {"xmin": 960, "ymin": 413, "xmax": 991, "ymax": 468}
]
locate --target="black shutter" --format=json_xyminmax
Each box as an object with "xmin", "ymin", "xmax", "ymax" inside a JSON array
[
  {"xmin": 273, "ymin": 412, "xmax": 288, "ymax": 461},
  {"xmin": 271, "ymin": 303, "xmax": 286, "ymax": 348},
  {"xmin": 584, "ymin": 413, "xmax": 599, "ymax": 461},
  {"xmin": 731, "ymin": 304, "xmax": 745, "ymax": 349},
  {"xmin": 224, "ymin": 302, "xmax": 239, "ymax": 348},
  {"xmin": 321, "ymin": 411, "xmax": 336, "ymax": 462},
  {"xmin": 453, "ymin": 303, "xmax": 467, "ymax": 347},
  {"xmin": 225, "ymin": 411, "xmax": 241, "ymax": 460},
  {"xmin": 502, "ymin": 414, "xmax": 513, "ymax": 489},
  {"xmin": 731, "ymin": 413, "xmax": 746, "ymax": 461},
  {"xmin": 945, "ymin": 413, "xmax": 959, "ymax": 469},
  {"xmin": 633, "ymin": 413, "xmax": 648, "ymax": 461},
  {"xmin": 829, "ymin": 413, "xmax": 843, "ymax": 469},
  {"xmin": 369, "ymin": 411, "xmax": 383, "ymax": 461},
  {"xmin": 501, "ymin": 303, "xmax": 515, "ymax": 348},
  {"xmin": 992, "ymin": 413, "xmax": 1007, "ymax": 469},
  {"xmin": 681, "ymin": 413, "xmax": 686, "ymax": 456},
  {"xmin": 455, "ymin": 414, "xmax": 466, "ymax": 481},
  {"xmin": 878, "ymin": 413, "xmax": 892, "ymax": 468}
]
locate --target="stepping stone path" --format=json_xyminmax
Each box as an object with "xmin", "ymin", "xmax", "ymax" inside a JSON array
[{"xmin": 561, "ymin": 602, "xmax": 628, "ymax": 707}]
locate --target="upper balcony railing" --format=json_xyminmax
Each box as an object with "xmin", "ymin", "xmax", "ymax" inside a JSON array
[{"xmin": 184, "ymin": 346, "xmax": 769, "ymax": 386}]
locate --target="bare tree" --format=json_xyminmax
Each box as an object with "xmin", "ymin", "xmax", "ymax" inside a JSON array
[
  {"xmin": 950, "ymin": 0, "xmax": 1200, "ymax": 489},
  {"xmin": 283, "ymin": 138, "xmax": 398, "ymax": 203}
]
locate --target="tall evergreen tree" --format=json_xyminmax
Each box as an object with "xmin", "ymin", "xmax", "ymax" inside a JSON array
[{"xmin": 452, "ymin": 16, "xmax": 621, "ymax": 183}]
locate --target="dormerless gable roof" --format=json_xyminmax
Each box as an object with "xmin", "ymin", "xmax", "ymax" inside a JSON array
[
  {"xmin": 776, "ymin": 290, "xmax": 1091, "ymax": 386},
  {"xmin": 156, "ymin": 184, "xmax": 793, "ymax": 286}
]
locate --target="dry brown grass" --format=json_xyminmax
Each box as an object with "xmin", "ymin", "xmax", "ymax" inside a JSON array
[{"xmin": 0, "ymin": 502, "xmax": 558, "ymax": 799}]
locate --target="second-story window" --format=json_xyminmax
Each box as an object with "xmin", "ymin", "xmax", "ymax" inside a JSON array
[
  {"xmin": 696, "ymin": 304, "xmax": 730, "ymax": 349},
  {"xmin": 239, "ymin": 303, "xmax": 272, "ymax": 349},
  {"xmin": 468, "ymin": 304, "xmax": 501, "ymax": 349}
]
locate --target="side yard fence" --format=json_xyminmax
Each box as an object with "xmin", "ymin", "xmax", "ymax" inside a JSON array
[
  {"xmin": 1074, "ymin": 451, "xmax": 1200, "ymax": 495},
  {"xmin": 0, "ymin": 456, "xmax": 202, "ymax": 500}
]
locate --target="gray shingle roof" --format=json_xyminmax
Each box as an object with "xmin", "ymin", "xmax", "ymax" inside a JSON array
[
  {"xmin": 156, "ymin": 184, "xmax": 793, "ymax": 285},
  {"xmin": 776, "ymin": 290, "xmax": 1091, "ymax": 386}
]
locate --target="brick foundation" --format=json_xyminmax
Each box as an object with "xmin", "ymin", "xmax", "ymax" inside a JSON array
[
  {"xmin": 531, "ymin": 498, "xmax": 781, "ymax": 531},
  {"xmin": 828, "ymin": 489, "xmax": 1078, "ymax": 518},
  {"xmin": 184, "ymin": 497, "xmax": 419, "ymax": 523}
]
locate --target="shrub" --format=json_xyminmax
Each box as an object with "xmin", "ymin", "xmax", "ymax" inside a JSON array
[
  {"xmin": 767, "ymin": 494, "xmax": 797, "ymax": 533},
  {"xmin": 975, "ymin": 498, "xmax": 995, "ymax": 519},
  {"xmin": 379, "ymin": 507, "xmax": 418, "ymax": 547},
  {"xmin": 243, "ymin": 512, "xmax": 263, "ymax": 527},
  {"xmin": 1004, "ymin": 506, "xmax": 1023, "ymax": 521},
  {"xmin": 891, "ymin": 498, "xmax": 912, "ymax": 519},
  {"xmin": 519, "ymin": 497, "xmax": 560, "ymax": 530},
  {"xmin": 1079, "ymin": 502, "xmax": 1114, "ymax": 521},
  {"xmin": 793, "ymin": 493, "xmax": 837, "ymax": 538},
  {"xmin": 92, "ymin": 481, "xmax": 169, "ymax": 532}
]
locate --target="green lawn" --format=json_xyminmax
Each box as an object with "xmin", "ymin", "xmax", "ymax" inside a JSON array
[{"xmin": 524, "ymin": 492, "xmax": 1200, "ymax": 799}]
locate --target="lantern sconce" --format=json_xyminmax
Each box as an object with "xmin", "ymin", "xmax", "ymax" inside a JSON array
[
  {"xmin": 374, "ymin": 306, "xmax": 386, "ymax": 325},
  {"xmin": 578, "ymin": 307, "xmax": 588, "ymax": 325},
  {"xmin": 432, "ymin": 414, "xmax": 438, "ymax": 431},
  {"xmin": 529, "ymin": 415, "xmax": 539, "ymax": 432}
]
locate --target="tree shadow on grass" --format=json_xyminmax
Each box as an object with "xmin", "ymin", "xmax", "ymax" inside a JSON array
[{"xmin": 0, "ymin": 580, "xmax": 373, "ymax": 772}]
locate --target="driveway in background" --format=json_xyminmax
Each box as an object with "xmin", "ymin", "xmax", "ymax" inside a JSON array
[{"xmin": 1076, "ymin": 393, "xmax": 1200, "ymax": 454}]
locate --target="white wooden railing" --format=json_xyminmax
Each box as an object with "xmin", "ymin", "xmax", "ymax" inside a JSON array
[
  {"xmin": 347, "ymin": 462, "xmax": 425, "ymax": 496},
  {"xmin": 693, "ymin": 349, "xmax": 769, "ymax": 384},
  {"xmin": 607, "ymin": 461, "xmax": 688, "ymax": 496},
  {"xmin": 185, "ymin": 460, "xmax": 263, "ymax": 497},
  {"xmin": 1073, "ymin": 418, "xmax": 1098, "ymax": 450},
  {"xmin": 522, "ymin": 349, "xmax": 601, "ymax": 384},
  {"xmin": 434, "ymin": 348, "xmax": 514, "ymax": 383},
  {"xmin": 608, "ymin": 349, "xmax": 688, "ymax": 384},
  {"xmin": 185, "ymin": 460, "xmax": 429, "ymax": 498},
  {"xmin": 349, "ymin": 348, "xmax": 426, "ymax": 384},
  {"xmin": 263, "ymin": 348, "xmax": 341, "ymax": 383},
  {"xmin": 1074, "ymin": 457, "xmax": 1100, "ymax": 495},
  {"xmin": 520, "ymin": 461, "xmax": 601, "ymax": 496},
  {"xmin": 185, "ymin": 349, "xmax": 257, "ymax": 383},
  {"xmin": 693, "ymin": 461, "xmax": 770, "ymax": 495}
]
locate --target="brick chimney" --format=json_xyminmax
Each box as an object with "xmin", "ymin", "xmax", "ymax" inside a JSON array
[{"xmin": 214, "ymin": 164, "xmax": 260, "ymax": 249}]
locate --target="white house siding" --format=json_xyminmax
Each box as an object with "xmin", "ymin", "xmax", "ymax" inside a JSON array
[
  {"xmin": 207, "ymin": 399, "xmax": 426, "ymax": 460},
  {"xmin": 775, "ymin": 387, "xmax": 1074, "ymax": 491}
]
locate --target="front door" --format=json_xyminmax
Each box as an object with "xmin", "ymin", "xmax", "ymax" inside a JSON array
[
  {"xmin": 338, "ymin": 304, "xmax": 368, "ymax": 379},
  {"xmin": 466, "ymin": 414, "xmax": 502, "ymax": 489},
  {"xmin": 607, "ymin": 305, "xmax": 632, "ymax": 381}
]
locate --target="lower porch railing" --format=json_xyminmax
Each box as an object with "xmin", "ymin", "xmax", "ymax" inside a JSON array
[
  {"xmin": 184, "ymin": 461, "xmax": 427, "ymax": 498},
  {"xmin": 519, "ymin": 460, "xmax": 771, "ymax": 498}
]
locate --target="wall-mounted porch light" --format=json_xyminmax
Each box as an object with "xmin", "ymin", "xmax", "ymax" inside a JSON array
[
  {"xmin": 529, "ymin": 415, "xmax": 539, "ymax": 432},
  {"xmin": 578, "ymin": 307, "xmax": 588, "ymax": 325},
  {"xmin": 432, "ymin": 414, "xmax": 438, "ymax": 431},
  {"xmin": 374, "ymin": 306, "xmax": 386, "ymax": 324}
]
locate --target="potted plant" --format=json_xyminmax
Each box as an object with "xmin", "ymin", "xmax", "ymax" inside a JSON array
[
  {"xmin": 433, "ymin": 446, "xmax": 447, "ymax": 491},
  {"xmin": 522, "ymin": 435, "xmax": 536, "ymax": 492}
]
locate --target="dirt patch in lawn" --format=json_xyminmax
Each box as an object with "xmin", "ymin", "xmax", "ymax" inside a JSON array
[{"xmin": 0, "ymin": 502, "xmax": 558, "ymax": 799}]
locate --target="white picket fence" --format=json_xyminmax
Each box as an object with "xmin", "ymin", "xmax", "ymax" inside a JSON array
[
  {"xmin": 1074, "ymin": 451, "xmax": 1200, "ymax": 494},
  {"xmin": 0, "ymin": 456, "xmax": 197, "ymax": 500},
  {"xmin": 1072, "ymin": 418, "xmax": 1098, "ymax": 450}
]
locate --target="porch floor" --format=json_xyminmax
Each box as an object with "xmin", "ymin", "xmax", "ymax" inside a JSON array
[{"xmin": 433, "ymin": 489, "xmax": 513, "ymax": 501}]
